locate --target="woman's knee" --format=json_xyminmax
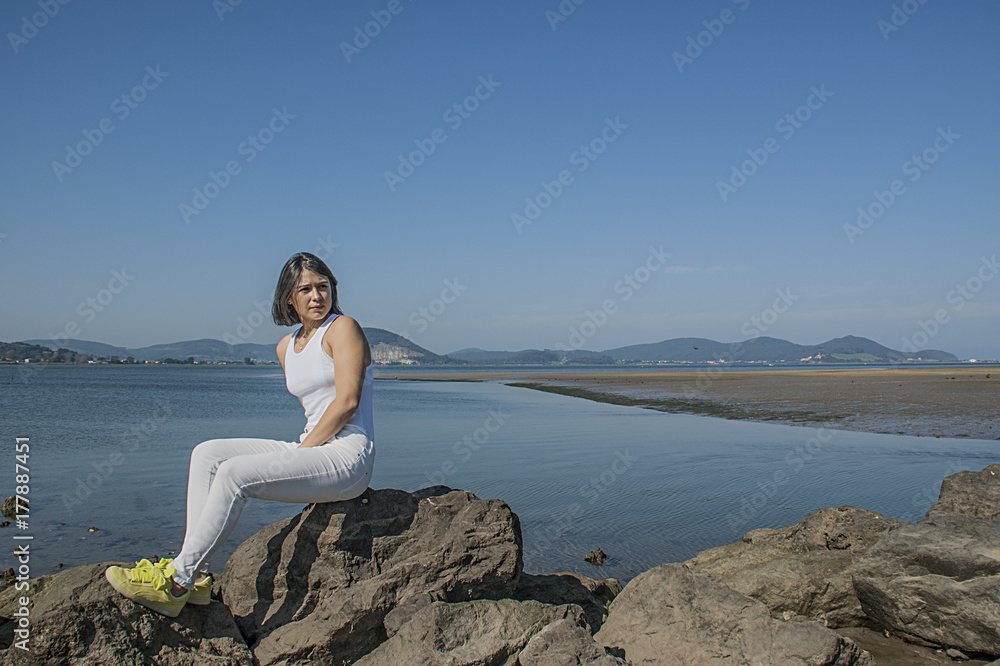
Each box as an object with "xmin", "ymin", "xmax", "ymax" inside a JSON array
[
  {"xmin": 190, "ymin": 439, "xmax": 236, "ymax": 466},
  {"xmin": 213, "ymin": 458, "xmax": 252, "ymax": 497}
]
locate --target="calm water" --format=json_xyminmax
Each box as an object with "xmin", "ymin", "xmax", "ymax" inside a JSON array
[{"xmin": 1, "ymin": 365, "xmax": 997, "ymax": 583}]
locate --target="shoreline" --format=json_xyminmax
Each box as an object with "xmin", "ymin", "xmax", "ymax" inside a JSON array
[{"xmin": 379, "ymin": 367, "xmax": 1000, "ymax": 441}]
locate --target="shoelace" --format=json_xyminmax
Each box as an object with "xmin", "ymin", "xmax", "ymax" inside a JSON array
[
  {"xmin": 134, "ymin": 558, "xmax": 213, "ymax": 591},
  {"xmin": 134, "ymin": 558, "xmax": 177, "ymax": 578},
  {"xmin": 128, "ymin": 563, "xmax": 173, "ymax": 592}
]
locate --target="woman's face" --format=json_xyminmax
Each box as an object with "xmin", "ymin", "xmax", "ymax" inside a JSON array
[{"xmin": 289, "ymin": 269, "xmax": 332, "ymax": 324}]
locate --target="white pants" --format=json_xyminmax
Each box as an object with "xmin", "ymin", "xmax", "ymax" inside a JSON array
[{"xmin": 172, "ymin": 424, "xmax": 374, "ymax": 589}]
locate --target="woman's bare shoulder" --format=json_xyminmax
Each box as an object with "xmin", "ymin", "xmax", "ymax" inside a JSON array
[
  {"xmin": 329, "ymin": 314, "xmax": 361, "ymax": 330},
  {"xmin": 324, "ymin": 315, "xmax": 363, "ymax": 344},
  {"xmin": 324, "ymin": 315, "xmax": 371, "ymax": 363}
]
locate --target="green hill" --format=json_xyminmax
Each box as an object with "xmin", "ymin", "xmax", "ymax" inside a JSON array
[{"xmin": 25, "ymin": 328, "xmax": 464, "ymax": 365}]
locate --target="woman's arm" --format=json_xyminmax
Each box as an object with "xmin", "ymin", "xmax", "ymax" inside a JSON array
[{"xmin": 297, "ymin": 316, "xmax": 369, "ymax": 448}]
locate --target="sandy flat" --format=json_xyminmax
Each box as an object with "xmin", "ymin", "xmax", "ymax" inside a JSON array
[{"xmin": 378, "ymin": 367, "xmax": 1000, "ymax": 441}]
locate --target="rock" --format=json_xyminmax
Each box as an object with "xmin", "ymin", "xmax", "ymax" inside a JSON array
[
  {"xmin": 0, "ymin": 562, "xmax": 253, "ymax": 665},
  {"xmin": 926, "ymin": 464, "xmax": 1000, "ymax": 521},
  {"xmin": 511, "ymin": 571, "xmax": 622, "ymax": 632},
  {"xmin": 835, "ymin": 627, "xmax": 988, "ymax": 666},
  {"xmin": 518, "ymin": 618, "xmax": 627, "ymax": 665},
  {"xmin": 593, "ymin": 563, "xmax": 875, "ymax": 665},
  {"xmin": 584, "ymin": 549, "xmax": 606, "ymax": 565},
  {"xmin": 0, "ymin": 498, "xmax": 16, "ymax": 521},
  {"xmin": 686, "ymin": 506, "xmax": 905, "ymax": 628},
  {"xmin": 355, "ymin": 598, "xmax": 584, "ymax": 665},
  {"xmin": 218, "ymin": 486, "xmax": 522, "ymax": 666},
  {"xmin": 852, "ymin": 512, "xmax": 1000, "ymax": 657},
  {"xmin": 946, "ymin": 648, "xmax": 971, "ymax": 660}
]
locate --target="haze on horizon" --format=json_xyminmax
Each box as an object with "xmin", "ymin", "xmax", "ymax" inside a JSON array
[{"xmin": 1, "ymin": 1, "xmax": 998, "ymax": 360}]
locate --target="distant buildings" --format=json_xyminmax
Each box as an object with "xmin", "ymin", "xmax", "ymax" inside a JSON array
[{"xmin": 371, "ymin": 343, "xmax": 421, "ymax": 365}]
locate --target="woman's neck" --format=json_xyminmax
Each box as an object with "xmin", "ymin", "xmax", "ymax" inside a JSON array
[{"xmin": 298, "ymin": 312, "xmax": 332, "ymax": 338}]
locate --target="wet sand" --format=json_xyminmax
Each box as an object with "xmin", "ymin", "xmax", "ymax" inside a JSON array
[{"xmin": 381, "ymin": 367, "xmax": 1000, "ymax": 441}]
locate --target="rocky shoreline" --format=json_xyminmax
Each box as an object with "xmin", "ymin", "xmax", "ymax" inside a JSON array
[{"xmin": 1, "ymin": 465, "xmax": 999, "ymax": 665}]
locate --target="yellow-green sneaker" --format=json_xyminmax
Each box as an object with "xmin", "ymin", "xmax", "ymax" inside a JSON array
[
  {"xmin": 133, "ymin": 558, "xmax": 212, "ymax": 605},
  {"xmin": 104, "ymin": 563, "xmax": 190, "ymax": 618}
]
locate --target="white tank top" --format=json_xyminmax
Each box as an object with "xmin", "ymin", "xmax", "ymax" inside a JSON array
[{"xmin": 284, "ymin": 312, "xmax": 375, "ymax": 442}]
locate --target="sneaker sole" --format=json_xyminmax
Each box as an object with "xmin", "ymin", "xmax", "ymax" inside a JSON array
[{"xmin": 104, "ymin": 568, "xmax": 186, "ymax": 618}]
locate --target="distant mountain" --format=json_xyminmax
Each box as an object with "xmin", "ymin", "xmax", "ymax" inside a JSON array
[
  {"xmin": 20, "ymin": 333, "xmax": 958, "ymax": 366},
  {"xmin": 365, "ymin": 329, "xmax": 465, "ymax": 365},
  {"xmin": 25, "ymin": 338, "xmax": 278, "ymax": 362},
  {"xmin": 22, "ymin": 339, "xmax": 126, "ymax": 359},
  {"xmin": 603, "ymin": 337, "xmax": 729, "ymax": 363},
  {"xmin": 604, "ymin": 335, "xmax": 956, "ymax": 363},
  {"xmin": 450, "ymin": 335, "xmax": 956, "ymax": 364},
  {"xmin": 448, "ymin": 348, "xmax": 518, "ymax": 362},
  {"xmin": 1, "ymin": 341, "xmax": 93, "ymax": 364},
  {"xmin": 447, "ymin": 347, "xmax": 616, "ymax": 365},
  {"xmin": 811, "ymin": 335, "xmax": 955, "ymax": 362},
  {"xmin": 25, "ymin": 328, "xmax": 467, "ymax": 365}
]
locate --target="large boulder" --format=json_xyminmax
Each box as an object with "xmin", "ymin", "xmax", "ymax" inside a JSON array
[
  {"xmin": 355, "ymin": 598, "xmax": 586, "ymax": 665},
  {"xmin": 593, "ymin": 563, "xmax": 874, "ymax": 665},
  {"xmin": 519, "ymin": 618, "xmax": 627, "ymax": 665},
  {"xmin": 852, "ymin": 512, "xmax": 1000, "ymax": 656},
  {"xmin": 0, "ymin": 562, "xmax": 253, "ymax": 665},
  {"xmin": 218, "ymin": 485, "xmax": 522, "ymax": 665},
  {"xmin": 511, "ymin": 571, "xmax": 622, "ymax": 632},
  {"xmin": 686, "ymin": 506, "xmax": 905, "ymax": 627},
  {"xmin": 925, "ymin": 464, "xmax": 1000, "ymax": 520}
]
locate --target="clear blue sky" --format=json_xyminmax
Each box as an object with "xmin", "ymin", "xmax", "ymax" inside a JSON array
[{"xmin": 2, "ymin": 1, "xmax": 998, "ymax": 359}]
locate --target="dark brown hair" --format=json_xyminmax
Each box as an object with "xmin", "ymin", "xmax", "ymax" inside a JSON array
[{"xmin": 271, "ymin": 253, "xmax": 343, "ymax": 326}]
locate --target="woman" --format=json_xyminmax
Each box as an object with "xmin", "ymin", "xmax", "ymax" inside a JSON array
[{"xmin": 105, "ymin": 252, "xmax": 376, "ymax": 617}]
